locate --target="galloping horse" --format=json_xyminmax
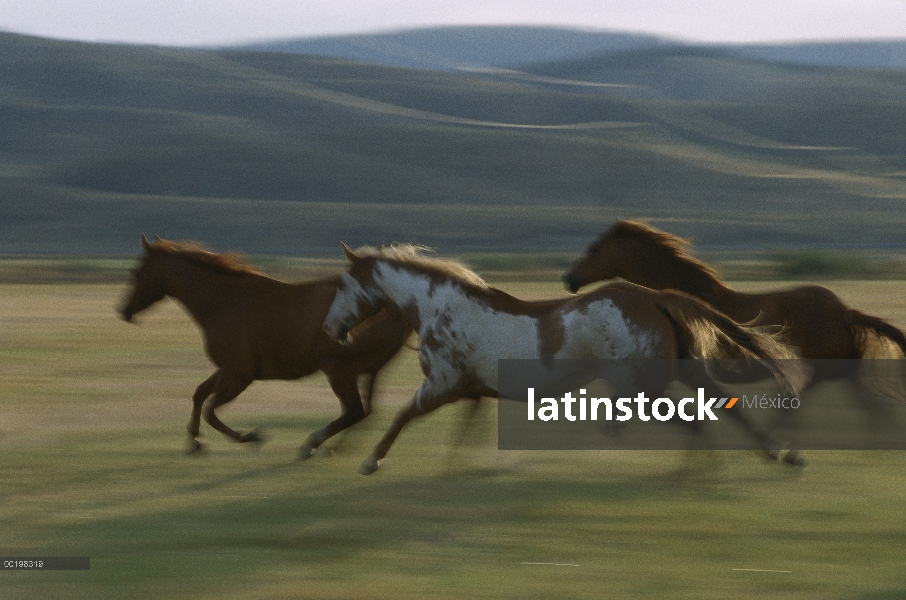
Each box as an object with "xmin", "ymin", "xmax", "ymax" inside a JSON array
[
  {"xmin": 120, "ymin": 235, "xmax": 412, "ymax": 456},
  {"xmin": 562, "ymin": 221, "xmax": 906, "ymax": 396},
  {"xmin": 322, "ymin": 243, "xmax": 805, "ymax": 475}
]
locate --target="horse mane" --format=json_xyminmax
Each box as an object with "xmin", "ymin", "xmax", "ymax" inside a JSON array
[
  {"xmin": 354, "ymin": 244, "xmax": 489, "ymax": 290},
  {"xmin": 153, "ymin": 239, "xmax": 263, "ymax": 276},
  {"xmin": 609, "ymin": 220, "xmax": 723, "ymax": 283}
]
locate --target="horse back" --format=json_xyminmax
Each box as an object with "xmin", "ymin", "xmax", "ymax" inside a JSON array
[
  {"xmin": 556, "ymin": 282, "xmax": 680, "ymax": 359},
  {"xmin": 202, "ymin": 276, "xmax": 408, "ymax": 380},
  {"xmin": 742, "ymin": 285, "xmax": 858, "ymax": 359}
]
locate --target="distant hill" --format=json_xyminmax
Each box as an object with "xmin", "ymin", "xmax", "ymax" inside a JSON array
[
  {"xmin": 0, "ymin": 31, "xmax": 905, "ymax": 255},
  {"xmin": 239, "ymin": 26, "xmax": 673, "ymax": 71},
  {"xmin": 729, "ymin": 40, "xmax": 906, "ymax": 70},
  {"xmin": 239, "ymin": 26, "xmax": 906, "ymax": 72},
  {"xmin": 523, "ymin": 45, "xmax": 906, "ymax": 105}
]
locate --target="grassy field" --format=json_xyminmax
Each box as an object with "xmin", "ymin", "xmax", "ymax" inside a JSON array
[{"xmin": 2, "ymin": 277, "xmax": 906, "ymax": 599}]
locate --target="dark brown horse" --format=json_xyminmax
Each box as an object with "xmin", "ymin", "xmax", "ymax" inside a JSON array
[
  {"xmin": 563, "ymin": 221, "xmax": 906, "ymax": 395},
  {"xmin": 120, "ymin": 235, "xmax": 412, "ymax": 456}
]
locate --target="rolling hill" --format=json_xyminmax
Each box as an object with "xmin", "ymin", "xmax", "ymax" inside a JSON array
[
  {"xmin": 239, "ymin": 26, "xmax": 906, "ymax": 72},
  {"xmin": 1, "ymin": 30, "xmax": 905, "ymax": 255},
  {"xmin": 237, "ymin": 26, "xmax": 672, "ymax": 71}
]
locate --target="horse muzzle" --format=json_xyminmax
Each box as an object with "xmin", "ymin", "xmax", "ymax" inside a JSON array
[
  {"xmin": 120, "ymin": 305, "xmax": 135, "ymax": 323},
  {"xmin": 563, "ymin": 273, "xmax": 583, "ymax": 293},
  {"xmin": 324, "ymin": 322, "xmax": 351, "ymax": 345}
]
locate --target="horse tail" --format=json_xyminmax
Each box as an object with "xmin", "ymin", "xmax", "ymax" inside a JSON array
[
  {"xmin": 846, "ymin": 309, "xmax": 906, "ymax": 403},
  {"xmin": 847, "ymin": 309, "xmax": 906, "ymax": 358},
  {"xmin": 654, "ymin": 289, "xmax": 807, "ymax": 397}
]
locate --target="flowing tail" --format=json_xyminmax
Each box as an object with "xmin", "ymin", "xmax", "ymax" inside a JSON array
[
  {"xmin": 654, "ymin": 289, "xmax": 809, "ymax": 397},
  {"xmin": 848, "ymin": 309, "xmax": 906, "ymax": 358},
  {"xmin": 847, "ymin": 309, "xmax": 906, "ymax": 403}
]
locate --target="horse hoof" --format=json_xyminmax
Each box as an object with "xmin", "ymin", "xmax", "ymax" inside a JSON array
[
  {"xmin": 299, "ymin": 444, "xmax": 317, "ymax": 460},
  {"xmin": 186, "ymin": 440, "xmax": 205, "ymax": 455},
  {"xmin": 240, "ymin": 430, "xmax": 264, "ymax": 444},
  {"xmin": 358, "ymin": 458, "xmax": 380, "ymax": 475},
  {"xmin": 782, "ymin": 450, "xmax": 808, "ymax": 467}
]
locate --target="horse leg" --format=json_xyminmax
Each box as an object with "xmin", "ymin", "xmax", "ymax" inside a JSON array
[
  {"xmin": 451, "ymin": 395, "xmax": 483, "ymax": 448},
  {"xmin": 850, "ymin": 371, "xmax": 901, "ymax": 441},
  {"xmin": 361, "ymin": 369, "xmax": 379, "ymax": 415},
  {"xmin": 443, "ymin": 395, "xmax": 485, "ymax": 473},
  {"xmin": 680, "ymin": 363, "xmax": 804, "ymax": 466},
  {"xmin": 359, "ymin": 385, "xmax": 459, "ymax": 475},
  {"xmin": 202, "ymin": 372, "xmax": 258, "ymax": 444},
  {"xmin": 187, "ymin": 371, "xmax": 219, "ymax": 453},
  {"xmin": 299, "ymin": 372, "xmax": 368, "ymax": 460}
]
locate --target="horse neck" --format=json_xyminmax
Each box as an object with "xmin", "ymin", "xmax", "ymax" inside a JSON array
[
  {"xmin": 373, "ymin": 263, "xmax": 472, "ymax": 332},
  {"xmin": 622, "ymin": 244, "xmax": 735, "ymax": 308},
  {"xmin": 156, "ymin": 255, "xmax": 233, "ymax": 323}
]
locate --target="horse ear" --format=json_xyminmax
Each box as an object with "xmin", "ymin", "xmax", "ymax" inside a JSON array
[
  {"xmin": 140, "ymin": 233, "xmax": 152, "ymax": 253},
  {"xmin": 341, "ymin": 242, "xmax": 361, "ymax": 264}
]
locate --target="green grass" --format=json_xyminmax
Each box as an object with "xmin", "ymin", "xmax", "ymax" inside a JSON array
[
  {"xmin": 2, "ymin": 280, "xmax": 906, "ymax": 598},
  {"xmin": 3, "ymin": 427, "xmax": 906, "ymax": 599}
]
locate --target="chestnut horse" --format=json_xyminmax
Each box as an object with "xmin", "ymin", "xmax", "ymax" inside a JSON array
[
  {"xmin": 323, "ymin": 243, "xmax": 805, "ymax": 475},
  {"xmin": 563, "ymin": 221, "xmax": 906, "ymax": 396},
  {"xmin": 120, "ymin": 235, "xmax": 412, "ymax": 456}
]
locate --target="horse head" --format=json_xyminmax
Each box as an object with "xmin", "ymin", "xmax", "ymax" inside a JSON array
[
  {"xmin": 563, "ymin": 227, "xmax": 625, "ymax": 292},
  {"xmin": 120, "ymin": 234, "xmax": 167, "ymax": 323},
  {"xmin": 323, "ymin": 243, "xmax": 385, "ymax": 344}
]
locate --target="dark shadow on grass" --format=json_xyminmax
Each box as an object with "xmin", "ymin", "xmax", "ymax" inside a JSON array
[
  {"xmin": 853, "ymin": 590, "xmax": 906, "ymax": 600},
  {"xmin": 20, "ymin": 443, "xmax": 881, "ymax": 600},
  {"xmin": 175, "ymin": 460, "xmax": 303, "ymax": 495},
  {"xmin": 56, "ymin": 464, "xmax": 754, "ymax": 557}
]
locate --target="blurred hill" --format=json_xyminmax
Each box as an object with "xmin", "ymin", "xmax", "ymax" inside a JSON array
[
  {"xmin": 239, "ymin": 27, "xmax": 671, "ymax": 71},
  {"xmin": 240, "ymin": 26, "xmax": 906, "ymax": 71},
  {"xmin": 1, "ymin": 29, "xmax": 905, "ymax": 255}
]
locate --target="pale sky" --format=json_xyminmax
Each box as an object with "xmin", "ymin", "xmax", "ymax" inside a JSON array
[{"xmin": 1, "ymin": 0, "xmax": 905, "ymax": 47}]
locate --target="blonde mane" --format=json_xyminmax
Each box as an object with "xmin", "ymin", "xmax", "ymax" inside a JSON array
[
  {"xmin": 610, "ymin": 221, "xmax": 723, "ymax": 282},
  {"xmin": 154, "ymin": 239, "xmax": 263, "ymax": 276},
  {"xmin": 354, "ymin": 244, "xmax": 489, "ymax": 289}
]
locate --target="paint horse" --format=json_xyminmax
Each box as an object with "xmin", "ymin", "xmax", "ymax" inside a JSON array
[
  {"xmin": 322, "ymin": 243, "xmax": 805, "ymax": 475},
  {"xmin": 563, "ymin": 220, "xmax": 906, "ymax": 399},
  {"xmin": 120, "ymin": 235, "xmax": 412, "ymax": 456}
]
